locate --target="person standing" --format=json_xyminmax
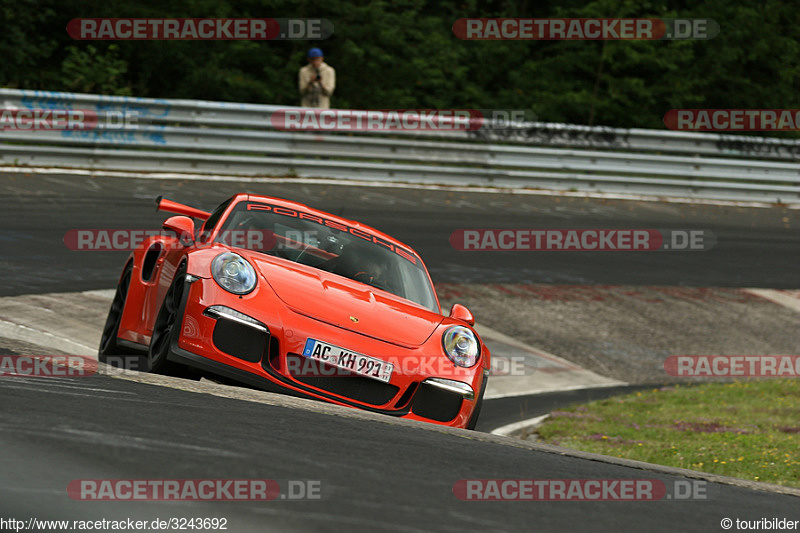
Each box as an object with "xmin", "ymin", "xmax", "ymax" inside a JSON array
[{"xmin": 298, "ymin": 47, "xmax": 336, "ymax": 108}]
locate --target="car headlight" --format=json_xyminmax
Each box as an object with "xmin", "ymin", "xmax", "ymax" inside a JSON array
[
  {"xmin": 211, "ymin": 252, "xmax": 257, "ymax": 295},
  {"xmin": 442, "ymin": 326, "xmax": 480, "ymax": 367}
]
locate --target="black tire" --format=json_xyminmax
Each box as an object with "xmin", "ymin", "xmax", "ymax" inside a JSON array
[
  {"xmin": 99, "ymin": 264, "xmax": 148, "ymax": 371},
  {"xmin": 147, "ymin": 263, "xmax": 195, "ymax": 377},
  {"xmin": 466, "ymin": 372, "xmax": 488, "ymax": 431}
]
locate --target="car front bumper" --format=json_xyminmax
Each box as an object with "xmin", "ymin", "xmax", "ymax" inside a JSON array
[{"xmin": 167, "ymin": 275, "xmax": 487, "ymax": 428}]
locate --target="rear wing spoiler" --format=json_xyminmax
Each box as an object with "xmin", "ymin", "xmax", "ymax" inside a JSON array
[{"xmin": 156, "ymin": 196, "xmax": 211, "ymax": 220}]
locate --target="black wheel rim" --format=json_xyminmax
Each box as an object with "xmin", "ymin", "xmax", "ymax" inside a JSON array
[
  {"xmin": 149, "ymin": 267, "xmax": 185, "ymax": 369},
  {"xmin": 100, "ymin": 268, "xmax": 130, "ymax": 353}
]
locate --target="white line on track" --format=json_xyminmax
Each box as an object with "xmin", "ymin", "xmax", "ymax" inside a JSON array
[
  {"xmin": 491, "ymin": 414, "xmax": 550, "ymax": 437},
  {"xmin": 745, "ymin": 288, "xmax": 800, "ymax": 313},
  {"xmin": 0, "ymin": 379, "xmax": 131, "ymax": 394}
]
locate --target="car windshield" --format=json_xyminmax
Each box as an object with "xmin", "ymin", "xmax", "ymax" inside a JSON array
[{"xmin": 215, "ymin": 201, "xmax": 439, "ymax": 313}]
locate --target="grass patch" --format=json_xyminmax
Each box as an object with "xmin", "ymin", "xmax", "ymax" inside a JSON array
[{"xmin": 535, "ymin": 379, "xmax": 799, "ymax": 487}]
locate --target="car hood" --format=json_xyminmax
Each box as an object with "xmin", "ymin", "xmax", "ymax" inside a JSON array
[{"xmin": 249, "ymin": 255, "xmax": 443, "ymax": 347}]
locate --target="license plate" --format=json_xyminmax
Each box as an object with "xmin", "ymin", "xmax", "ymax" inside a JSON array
[{"xmin": 302, "ymin": 338, "xmax": 393, "ymax": 383}]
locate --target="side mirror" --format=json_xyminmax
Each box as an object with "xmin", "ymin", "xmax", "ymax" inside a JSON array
[
  {"xmin": 163, "ymin": 216, "xmax": 195, "ymax": 246},
  {"xmin": 449, "ymin": 303, "xmax": 475, "ymax": 326}
]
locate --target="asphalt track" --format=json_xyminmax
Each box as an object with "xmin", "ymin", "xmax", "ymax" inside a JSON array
[
  {"xmin": 0, "ymin": 171, "xmax": 798, "ymax": 296},
  {"xmin": 1, "ymin": 373, "xmax": 798, "ymax": 533},
  {"xmin": 1, "ymin": 170, "xmax": 798, "ymax": 531}
]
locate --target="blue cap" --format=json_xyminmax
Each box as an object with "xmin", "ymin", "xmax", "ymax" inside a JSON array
[{"xmin": 307, "ymin": 47, "xmax": 323, "ymax": 58}]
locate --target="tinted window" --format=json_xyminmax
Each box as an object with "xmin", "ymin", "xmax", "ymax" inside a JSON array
[
  {"xmin": 217, "ymin": 202, "xmax": 438, "ymax": 312},
  {"xmin": 198, "ymin": 197, "xmax": 234, "ymax": 242}
]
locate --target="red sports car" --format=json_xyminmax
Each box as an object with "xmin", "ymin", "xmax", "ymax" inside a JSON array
[{"xmin": 99, "ymin": 194, "xmax": 490, "ymax": 429}]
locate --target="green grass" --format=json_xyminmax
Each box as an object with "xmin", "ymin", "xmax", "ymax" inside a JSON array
[{"xmin": 535, "ymin": 380, "xmax": 800, "ymax": 487}]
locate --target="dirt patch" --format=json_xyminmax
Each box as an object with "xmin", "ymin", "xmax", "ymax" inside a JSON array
[{"xmin": 438, "ymin": 284, "xmax": 800, "ymax": 384}]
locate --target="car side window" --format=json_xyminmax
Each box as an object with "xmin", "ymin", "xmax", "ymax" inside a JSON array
[{"xmin": 198, "ymin": 198, "xmax": 234, "ymax": 242}]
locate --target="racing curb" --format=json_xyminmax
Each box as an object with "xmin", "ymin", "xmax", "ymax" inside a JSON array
[{"xmin": 98, "ymin": 363, "xmax": 800, "ymax": 499}]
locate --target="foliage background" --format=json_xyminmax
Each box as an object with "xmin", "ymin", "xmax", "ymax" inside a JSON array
[{"xmin": 2, "ymin": 0, "xmax": 798, "ymax": 128}]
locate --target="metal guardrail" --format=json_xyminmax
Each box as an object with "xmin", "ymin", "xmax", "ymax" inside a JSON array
[{"xmin": 1, "ymin": 88, "xmax": 799, "ymax": 203}]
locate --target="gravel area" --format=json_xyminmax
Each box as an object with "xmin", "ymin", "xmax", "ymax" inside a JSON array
[{"xmin": 438, "ymin": 284, "xmax": 800, "ymax": 384}]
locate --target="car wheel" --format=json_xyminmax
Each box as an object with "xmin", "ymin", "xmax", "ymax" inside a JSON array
[
  {"xmin": 98, "ymin": 263, "xmax": 144, "ymax": 370},
  {"xmin": 148, "ymin": 263, "xmax": 196, "ymax": 378}
]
